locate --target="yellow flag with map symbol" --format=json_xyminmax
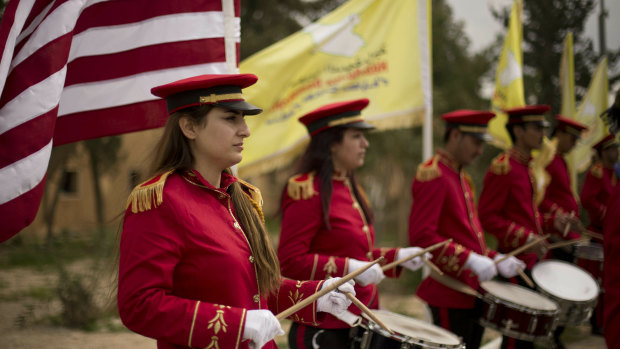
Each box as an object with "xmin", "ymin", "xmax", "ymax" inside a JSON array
[
  {"xmin": 488, "ymin": 0, "xmax": 524, "ymax": 149},
  {"xmin": 238, "ymin": 0, "xmax": 432, "ymax": 176}
]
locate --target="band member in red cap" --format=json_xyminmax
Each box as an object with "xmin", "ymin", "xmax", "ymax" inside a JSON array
[
  {"xmin": 277, "ymin": 98, "xmax": 429, "ymax": 349},
  {"xmin": 117, "ymin": 74, "xmax": 355, "ymax": 349},
  {"xmin": 478, "ymin": 105, "xmax": 568, "ymax": 349},
  {"xmin": 580, "ymin": 134, "xmax": 618, "ymax": 235},
  {"xmin": 539, "ymin": 115, "xmax": 587, "ymax": 245},
  {"xmin": 408, "ymin": 110, "xmax": 524, "ymax": 349}
]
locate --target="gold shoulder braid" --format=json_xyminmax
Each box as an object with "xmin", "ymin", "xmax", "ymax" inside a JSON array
[
  {"xmin": 237, "ymin": 178, "xmax": 265, "ymax": 223},
  {"xmin": 590, "ymin": 162, "xmax": 603, "ymax": 179},
  {"xmin": 126, "ymin": 169, "xmax": 175, "ymax": 213},
  {"xmin": 287, "ymin": 172, "xmax": 316, "ymax": 200},
  {"xmin": 415, "ymin": 155, "xmax": 441, "ymax": 181},
  {"xmin": 490, "ymin": 152, "xmax": 511, "ymax": 175}
]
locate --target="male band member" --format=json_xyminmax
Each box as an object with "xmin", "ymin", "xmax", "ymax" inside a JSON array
[
  {"xmin": 409, "ymin": 110, "xmax": 524, "ymax": 349},
  {"xmin": 581, "ymin": 134, "xmax": 619, "ymax": 236},
  {"xmin": 478, "ymin": 105, "xmax": 569, "ymax": 349}
]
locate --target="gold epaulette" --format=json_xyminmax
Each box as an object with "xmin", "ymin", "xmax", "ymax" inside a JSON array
[
  {"xmin": 415, "ymin": 156, "xmax": 441, "ymax": 181},
  {"xmin": 287, "ymin": 172, "xmax": 316, "ymax": 200},
  {"xmin": 590, "ymin": 162, "xmax": 603, "ymax": 179},
  {"xmin": 490, "ymin": 153, "xmax": 511, "ymax": 175},
  {"xmin": 126, "ymin": 169, "xmax": 175, "ymax": 213},
  {"xmin": 237, "ymin": 178, "xmax": 265, "ymax": 223}
]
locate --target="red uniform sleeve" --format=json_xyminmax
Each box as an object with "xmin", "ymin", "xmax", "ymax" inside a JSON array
[
  {"xmin": 604, "ymin": 186, "xmax": 620, "ymax": 348},
  {"xmin": 370, "ymin": 247, "xmax": 402, "ymax": 278},
  {"xmin": 118, "ymin": 202, "xmax": 246, "ymax": 349},
  {"xmin": 581, "ymin": 171, "xmax": 607, "ymax": 224},
  {"xmin": 539, "ymin": 163, "xmax": 581, "ymax": 240},
  {"xmin": 267, "ymin": 279, "xmax": 326, "ymax": 326},
  {"xmin": 278, "ymin": 192, "xmax": 348, "ymax": 280},
  {"xmin": 479, "ymin": 170, "xmax": 533, "ymax": 250},
  {"xmin": 408, "ymin": 177, "xmax": 473, "ymax": 284}
]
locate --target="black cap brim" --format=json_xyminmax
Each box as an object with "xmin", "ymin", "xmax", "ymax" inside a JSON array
[
  {"xmin": 467, "ymin": 132, "xmax": 493, "ymax": 142},
  {"xmin": 346, "ymin": 121, "xmax": 375, "ymax": 130},
  {"xmin": 214, "ymin": 100, "xmax": 262, "ymax": 115}
]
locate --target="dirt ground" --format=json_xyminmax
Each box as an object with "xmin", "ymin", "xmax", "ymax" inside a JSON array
[{"xmin": 0, "ymin": 263, "xmax": 606, "ymax": 349}]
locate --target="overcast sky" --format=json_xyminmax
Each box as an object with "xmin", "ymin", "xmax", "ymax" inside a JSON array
[{"xmin": 445, "ymin": 0, "xmax": 620, "ymax": 55}]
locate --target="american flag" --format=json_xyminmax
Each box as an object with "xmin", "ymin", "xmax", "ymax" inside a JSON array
[{"xmin": 0, "ymin": 0, "xmax": 240, "ymax": 242}]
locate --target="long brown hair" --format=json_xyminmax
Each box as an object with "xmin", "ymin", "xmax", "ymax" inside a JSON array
[
  {"xmin": 151, "ymin": 105, "xmax": 281, "ymax": 296},
  {"xmin": 294, "ymin": 126, "xmax": 374, "ymax": 229}
]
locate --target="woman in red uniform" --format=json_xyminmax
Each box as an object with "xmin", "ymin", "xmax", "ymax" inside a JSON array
[
  {"xmin": 117, "ymin": 74, "xmax": 354, "ymax": 349},
  {"xmin": 277, "ymin": 98, "xmax": 429, "ymax": 349}
]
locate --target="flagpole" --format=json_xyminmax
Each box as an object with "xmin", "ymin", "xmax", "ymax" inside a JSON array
[
  {"xmin": 222, "ymin": 0, "xmax": 240, "ymax": 176},
  {"xmin": 419, "ymin": 0, "xmax": 433, "ymax": 160}
]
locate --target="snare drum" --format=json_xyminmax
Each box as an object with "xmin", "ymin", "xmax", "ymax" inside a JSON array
[
  {"xmin": 350, "ymin": 309, "xmax": 464, "ymax": 349},
  {"xmin": 531, "ymin": 260, "xmax": 599, "ymax": 325},
  {"xmin": 478, "ymin": 280, "xmax": 559, "ymax": 342},
  {"xmin": 574, "ymin": 242, "xmax": 604, "ymax": 283}
]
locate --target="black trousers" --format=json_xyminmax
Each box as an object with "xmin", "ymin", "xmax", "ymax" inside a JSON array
[
  {"xmin": 428, "ymin": 305, "xmax": 484, "ymax": 349},
  {"xmin": 288, "ymin": 322, "xmax": 352, "ymax": 349}
]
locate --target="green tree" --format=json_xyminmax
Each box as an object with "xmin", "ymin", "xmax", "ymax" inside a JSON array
[{"xmin": 492, "ymin": 0, "xmax": 619, "ymax": 111}]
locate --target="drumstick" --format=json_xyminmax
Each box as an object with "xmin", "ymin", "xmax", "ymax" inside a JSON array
[
  {"xmin": 584, "ymin": 230, "xmax": 604, "ymax": 241},
  {"xmin": 381, "ymin": 239, "xmax": 452, "ymax": 272},
  {"xmin": 275, "ymin": 257, "xmax": 384, "ymax": 320},
  {"xmin": 562, "ymin": 212, "xmax": 575, "ymax": 237},
  {"xmin": 548, "ymin": 237, "xmax": 588, "ymax": 250},
  {"xmin": 423, "ymin": 257, "xmax": 444, "ymax": 276},
  {"xmin": 494, "ymin": 234, "xmax": 550, "ymax": 265},
  {"xmin": 516, "ymin": 268, "xmax": 534, "ymax": 288},
  {"xmin": 429, "ymin": 269, "xmax": 482, "ymax": 298},
  {"xmin": 343, "ymin": 292, "xmax": 394, "ymax": 334}
]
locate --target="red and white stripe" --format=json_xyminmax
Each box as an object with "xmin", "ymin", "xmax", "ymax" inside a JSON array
[{"xmin": 0, "ymin": 0, "xmax": 240, "ymax": 242}]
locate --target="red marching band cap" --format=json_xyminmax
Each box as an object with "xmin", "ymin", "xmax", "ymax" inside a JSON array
[
  {"xmin": 592, "ymin": 134, "xmax": 618, "ymax": 151},
  {"xmin": 151, "ymin": 74, "xmax": 262, "ymax": 115},
  {"xmin": 555, "ymin": 115, "xmax": 588, "ymax": 137},
  {"xmin": 441, "ymin": 109, "xmax": 496, "ymax": 141},
  {"xmin": 299, "ymin": 98, "xmax": 375, "ymax": 137},
  {"xmin": 505, "ymin": 105, "xmax": 551, "ymax": 127}
]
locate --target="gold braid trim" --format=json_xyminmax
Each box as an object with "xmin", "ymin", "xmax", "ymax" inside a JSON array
[
  {"xmin": 287, "ymin": 172, "xmax": 316, "ymax": 200},
  {"xmin": 237, "ymin": 178, "xmax": 265, "ymax": 224},
  {"xmin": 415, "ymin": 156, "xmax": 441, "ymax": 181},
  {"xmin": 490, "ymin": 153, "xmax": 511, "ymax": 175},
  {"xmin": 125, "ymin": 170, "xmax": 174, "ymax": 213}
]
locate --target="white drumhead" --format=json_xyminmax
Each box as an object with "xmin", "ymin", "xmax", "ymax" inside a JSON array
[
  {"xmin": 532, "ymin": 260, "xmax": 599, "ymax": 301},
  {"xmin": 365, "ymin": 309, "xmax": 461, "ymax": 345},
  {"xmin": 480, "ymin": 280, "xmax": 557, "ymax": 311}
]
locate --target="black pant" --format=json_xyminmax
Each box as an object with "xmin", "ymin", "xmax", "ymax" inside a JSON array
[
  {"xmin": 428, "ymin": 305, "xmax": 484, "ymax": 349},
  {"xmin": 288, "ymin": 322, "xmax": 352, "ymax": 349}
]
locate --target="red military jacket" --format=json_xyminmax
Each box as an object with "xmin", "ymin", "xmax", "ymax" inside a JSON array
[
  {"xmin": 604, "ymin": 184, "xmax": 620, "ymax": 348},
  {"xmin": 580, "ymin": 162, "xmax": 617, "ymax": 232},
  {"xmin": 118, "ymin": 170, "xmax": 324, "ymax": 349},
  {"xmin": 539, "ymin": 154, "xmax": 581, "ymax": 240},
  {"xmin": 478, "ymin": 148, "xmax": 545, "ymax": 269},
  {"xmin": 278, "ymin": 172, "xmax": 401, "ymax": 329},
  {"xmin": 409, "ymin": 150, "xmax": 498, "ymax": 309}
]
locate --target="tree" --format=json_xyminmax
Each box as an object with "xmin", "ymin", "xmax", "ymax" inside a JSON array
[{"xmin": 492, "ymin": 0, "xmax": 620, "ymax": 111}]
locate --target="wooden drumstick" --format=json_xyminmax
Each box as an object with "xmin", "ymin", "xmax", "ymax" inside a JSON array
[
  {"xmin": 429, "ymin": 269, "xmax": 482, "ymax": 298},
  {"xmin": 275, "ymin": 257, "xmax": 384, "ymax": 320},
  {"xmin": 516, "ymin": 268, "xmax": 534, "ymax": 288},
  {"xmin": 423, "ymin": 257, "xmax": 444, "ymax": 276},
  {"xmin": 381, "ymin": 239, "xmax": 452, "ymax": 272},
  {"xmin": 584, "ymin": 230, "xmax": 604, "ymax": 241},
  {"xmin": 343, "ymin": 292, "xmax": 393, "ymax": 334},
  {"xmin": 494, "ymin": 234, "xmax": 550, "ymax": 265},
  {"xmin": 562, "ymin": 212, "xmax": 575, "ymax": 237},
  {"xmin": 548, "ymin": 237, "xmax": 588, "ymax": 250}
]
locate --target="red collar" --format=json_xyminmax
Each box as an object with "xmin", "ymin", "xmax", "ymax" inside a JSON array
[
  {"xmin": 183, "ymin": 169, "xmax": 238, "ymax": 192},
  {"xmin": 509, "ymin": 148, "xmax": 532, "ymax": 165},
  {"xmin": 436, "ymin": 149, "xmax": 461, "ymax": 172}
]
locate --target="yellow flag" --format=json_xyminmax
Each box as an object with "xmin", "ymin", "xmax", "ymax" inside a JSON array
[
  {"xmin": 238, "ymin": 0, "xmax": 432, "ymax": 176},
  {"xmin": 489, "ymin": 0, "xmax": 524, "ymax": 149},
  {"xmin": 574, "ymin": 58, "xmax": 609, "ymax": 173}
]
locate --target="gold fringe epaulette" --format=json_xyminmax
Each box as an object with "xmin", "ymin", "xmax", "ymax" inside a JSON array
[
  {"xmin": 490, "ymin": 153, "xmax": 511, "ymax": 175},
  {"xmin": 590, "ymin": 162, "xmax": 603, "ymax": 179},
  {"xmin": 126, "ymin": 170, "xmax": 175, "ymax": 213},
  {"xmin": 415, "ymin": 156, "xmax": 441, "ymax": 181},
  {"xmin": 237, "ymin": 178, "xmax": 265, "ymax": 223},
  {"xmin": 287, "ymin": 172, "xmax": 316, "ymax": 200}
]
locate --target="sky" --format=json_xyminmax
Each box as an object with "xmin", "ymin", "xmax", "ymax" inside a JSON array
[{"xmin": 446, "ymin": 0, "xmax": 620, "ymax": 54}]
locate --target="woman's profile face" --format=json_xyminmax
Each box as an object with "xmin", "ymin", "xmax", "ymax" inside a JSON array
[
  {"xmin": 330, "ymin": 128, "xmax": 369, "ymax": 172},
  {"xmin": 184, "ymin": 106, "xmax": 250, "ymax": 171}
]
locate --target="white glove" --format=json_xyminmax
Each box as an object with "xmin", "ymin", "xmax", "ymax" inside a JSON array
[
  {"xmin": 243, "ymin": 309, "xmax": 284, "ymax": 349},
  {"xmin": 348, "ymin": 258, "xmax": 385, "ymax": 286},
  {"xmin": 464, "ymin": 252, "xmax": 497, "ymax": 282},
  {"xmin": 396, "ymin": 247, "xmax": 432, "ymax": 272},
  {"xmin": 494, "ymin": 254, "xmax": 526, "ymax": 278},
  {"xmin": 317, "ymin": 278, "xmax": 356, "ymax": 324}
]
